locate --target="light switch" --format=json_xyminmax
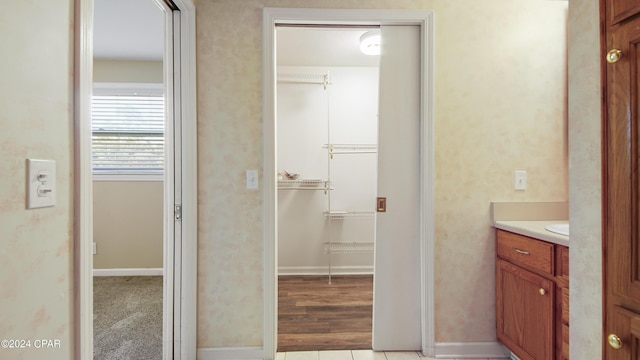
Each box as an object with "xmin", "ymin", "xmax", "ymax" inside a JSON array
[
  {"xmin": 514, "ymin": 170, "xmax": 527, "ymax": 191},
  {"xmin": 246, "ymin": 169, "xmax": 259, "ymax": 190},
  {"xmin": 27, "ymin": 159, "xmax": 56, "ymax": 209}
]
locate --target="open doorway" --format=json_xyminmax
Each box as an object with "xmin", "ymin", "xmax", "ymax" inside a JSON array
[
  {"xmin": 266, "ymin": 9, "xmax": 435, "ymax": 355},
  {"xmin": 74, "ymin": 0, "xmax": 197, "ymax": 360},
  {"xmin": 92, "ymin": 0, "xmax": 165, "ymax": 358},
  {"xmin": 75, "ymin": 0, "xmax": 197, "ymax": 359},
  {"xmin": 275, "ymin": 25, "xmax": 380, "ymax": 351}
]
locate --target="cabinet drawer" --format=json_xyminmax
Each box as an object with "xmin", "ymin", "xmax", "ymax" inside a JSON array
[{"xmin": 497, "ymin": 230, "xmax": 554, "ymax": 276}]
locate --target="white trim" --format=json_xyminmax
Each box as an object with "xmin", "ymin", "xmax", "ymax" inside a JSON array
[
  {"xmin": 419, "ymin": 11, "xmax": 436, "ymax": 358},
  {"xmin": 263, "ymin": 7, "xmax": 435, "ymax": 359},
  {"xmin": 161, "ymin": 4, "xmax": 177, "ymax": 360},
  {"xmin": 278, "ymin": 266, "xmax": 373, "ymax": 276},
  {"xmin": 434, "ymin": 342, "xmax": 510, "ymax": 359},
  {"xmin": 171, "ymin": 2, "xmax": 198, "ymax": 360},
  {"xmin": 93, "ymin": 173, "xmax": 164, "ymax": 182},
  {"xmin": 197, "ymin": 346, "xmax": 264, "ymax": 360},
  {"xmin": 262, "ymin": 9, "xmax": 278, "ymax": 360},
  {"xmin": 74, "ymin": 1, "xmax": 94, "ymax": 359},
  {"xmin": 93, "ymin": 268, "xmax": 164, "ymax": 276}
]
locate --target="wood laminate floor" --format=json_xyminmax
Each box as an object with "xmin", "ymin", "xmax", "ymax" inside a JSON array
[{"xmin": 278, "ymin": 275, "xmax": 373, "ymax": 352}]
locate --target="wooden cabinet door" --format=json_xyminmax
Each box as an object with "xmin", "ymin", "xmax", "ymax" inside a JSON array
[
  {"xmin": 604, "ymin": 4, "xmax": 640, "ymax": 358},
  {"xmin": 496, "ymin": 259, "xmax": 554, "ymax": 360},
  {"xmin": 606, "ymin": 306, "xmax": 640, "ymax": 359},
  {"xmin": 606, "ymin": 0, "xmax": 640, "ymax": 25}
]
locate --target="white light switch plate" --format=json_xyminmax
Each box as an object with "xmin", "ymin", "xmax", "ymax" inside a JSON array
[
  {"xmin": 27, "ymin": 159, "xmax": 56, "ymax": 209},
  {"xmin": 514, "ymin": 170, "xmax": 527, "ymax": 191},
  {"xmin": 246, "ymin": 169, "xmax": 259, "ymax": 190}
]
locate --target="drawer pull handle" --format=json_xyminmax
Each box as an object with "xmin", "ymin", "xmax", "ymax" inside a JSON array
[
  {"xmin": 539, "ymin": 288, "xmax": 546, "ymax": 295},
  {"xmin": 513, "ymin": 247, "xmax": 530, "ymax": 255}
]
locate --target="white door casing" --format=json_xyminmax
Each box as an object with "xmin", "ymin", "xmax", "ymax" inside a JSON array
[
  {"xmin": 166, "ymin": 3, "xmax": 199, "ymax": 358},
  {"xmin": 262, "ymin": 8, "xmax": 435, "ymax": 358},
  {"xmin": 159, "ymin": 4, "xmax": 178, "ymax": 359},
  {"xmin": 372, "ymin": 24, "xmax": 422, "ymax": 351},
  {"xmin": 73, "ymin": 1, "xmax": 197, "ymax": 359},
  {"xmin": 73, "ymin": 1, "xmax": 94, "ymax": 358}
]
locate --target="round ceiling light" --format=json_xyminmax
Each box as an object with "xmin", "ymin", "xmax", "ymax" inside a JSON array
[{"xmin": 360, "ymin": 30, "xmax": 381, "ymax": 56}]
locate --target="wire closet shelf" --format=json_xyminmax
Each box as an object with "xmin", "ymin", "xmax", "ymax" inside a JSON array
[{"xmin": 277, "ymin": 71, "xmax": 377, "ymax": 283}]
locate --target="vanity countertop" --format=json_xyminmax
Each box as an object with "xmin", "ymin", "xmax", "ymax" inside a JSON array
[{"xmin": 494, "ymin": 220, "xmax": 569, "ymax": 247}]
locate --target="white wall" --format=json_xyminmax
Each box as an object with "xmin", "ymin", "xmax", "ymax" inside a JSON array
[{"xmin": 278, "ymin": 66, "xmax": 379, "ymax": 274}]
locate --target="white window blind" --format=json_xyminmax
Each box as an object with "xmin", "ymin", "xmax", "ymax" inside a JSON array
[{"xmin": 92, "ymin": 84, "xmax": 165, "ymax": 174}]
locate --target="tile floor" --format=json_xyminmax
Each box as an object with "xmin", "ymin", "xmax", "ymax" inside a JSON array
[{"xmin": 276, "ymin": 350, "xmax": 509, "ymax": 360}]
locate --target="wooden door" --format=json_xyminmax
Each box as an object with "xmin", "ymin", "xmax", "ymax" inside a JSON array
[
  {"xmin": 496, "ymin": 260, "xmax": 554, "ymax": 360},
  {"xmin": 606, "ymin": 0, "xmax": 640, "ymax": 25},
  {"xmin": 603, "ymin": 0, "xmax": 640, "ymax": 358}
]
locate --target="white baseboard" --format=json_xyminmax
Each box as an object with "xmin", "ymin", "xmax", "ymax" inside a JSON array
[
  {"xmin": 434, "ymin": 342, "xmax": 510, "ymax": 359},
  {"xmin": 278, "ymin": 265, "xmax": 373, "ymax": 276},
  {"xmin": 197, "ymin": 346, "xmax": 264, "ymax": 360},
  {"xmin": 93, "ymin": 268, "xmax": 164, "ymax": 276}
]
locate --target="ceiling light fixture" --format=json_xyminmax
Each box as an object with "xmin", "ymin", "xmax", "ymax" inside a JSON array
[{"xmin": 360, "ymin": 30, "xmax": 381, "ymax": 56}]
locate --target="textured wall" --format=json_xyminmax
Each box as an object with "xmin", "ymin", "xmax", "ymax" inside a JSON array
[
  {"xmin": 0, "ymin": 1, "xmax": 74, "ymax": 359},
  {"xmin": 431, "ymin": 0, "xmax": 568, "ymax": 342},
  {"xmin": 195, "ymin": 0, "xmax": 568, "ymax": 348},
  {"xmin": 196, "ymin": 0, "xmax": 264, "ymax": 347},
  {"xmin": 567, "ymin": 0, "xmax": 603, "ymax": 357}
]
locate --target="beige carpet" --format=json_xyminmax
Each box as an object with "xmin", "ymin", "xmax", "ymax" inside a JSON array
[{"xmin": 93, "ymin": 276, "xmax": 163, "ymax": 360}]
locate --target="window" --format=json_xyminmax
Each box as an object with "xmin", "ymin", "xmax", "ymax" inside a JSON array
[{"xmin": 92, "ymin": 83, "xmax": 165, "ymax": 175}]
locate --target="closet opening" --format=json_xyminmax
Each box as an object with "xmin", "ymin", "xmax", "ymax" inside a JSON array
[{"xmin": 276, "ymin": 25, "xmax": 380, "ymax": 351}]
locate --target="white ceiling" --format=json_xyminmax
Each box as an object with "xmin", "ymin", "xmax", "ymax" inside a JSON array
[
  {"xmin": 93, "ymin": 1, "xmax": 378, "ymax": 67},
  {"xmin": 93, "ymin": 0, "xmax": 164, "ymax": 61},
  {"xmin": 276, "ymin": 27, "xmax": 380, "ymax": 67}
]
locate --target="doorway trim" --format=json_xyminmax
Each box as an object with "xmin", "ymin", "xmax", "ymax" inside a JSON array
[
  {"xmin": 73, "ymin": 0, "xmax": 198, "ymax": 359},
  {"xmin": 262, "ymin": 8, "xmax": 435, "ymax": 358}
]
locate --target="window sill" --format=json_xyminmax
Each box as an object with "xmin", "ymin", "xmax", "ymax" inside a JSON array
[{"xmin": 93, "ymin": 173, "xmax": 163, "ymax": 182}]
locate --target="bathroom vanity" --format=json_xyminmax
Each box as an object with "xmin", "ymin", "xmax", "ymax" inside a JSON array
[
  {"xmin": 495, "ymin": 229, "xmax": 569, "ymax": 360},
  {"xmin": 491, "ymin": 202, "xmax": 569, "ymax": 360}
]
